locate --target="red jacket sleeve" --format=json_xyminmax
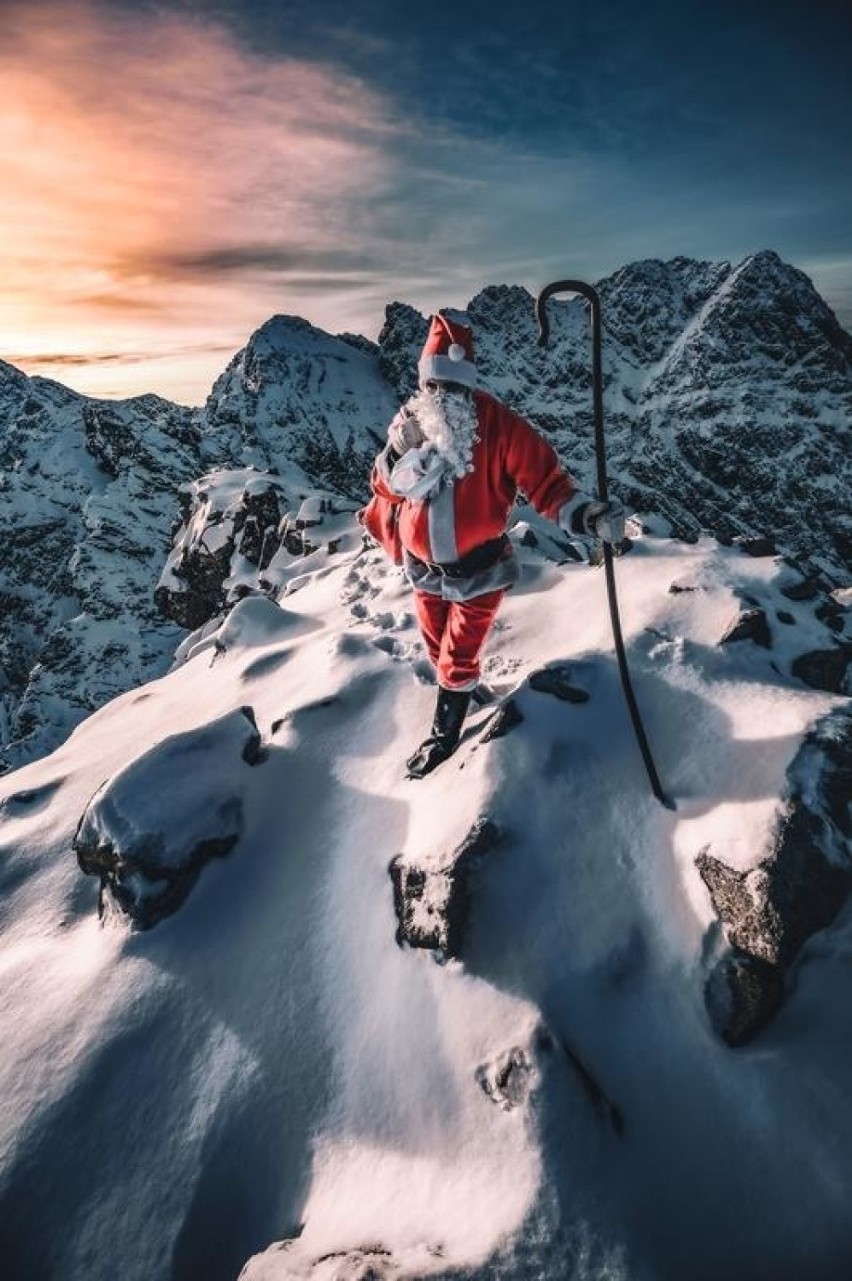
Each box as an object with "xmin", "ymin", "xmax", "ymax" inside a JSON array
[
  {"xmin": 370, "ymin": 443, "xmax": 405, "ymax": 505},
  {"xmin": 501, "ymin": 406, "xmax": 579, "ymax": 521}
]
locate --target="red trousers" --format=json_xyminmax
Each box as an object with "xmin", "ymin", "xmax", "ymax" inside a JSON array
[{"xmin": 414, "ymin": 589, "xmax": 504, "ymax": 691}]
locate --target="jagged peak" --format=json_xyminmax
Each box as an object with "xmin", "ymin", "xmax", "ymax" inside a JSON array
[
  {"xmin": 0, "ymin": 358, "xmax": 33, "ymax": 395},
  {"xmin": 598, "ymin": 254, "xmax": 732, "ymax": 295},
  {"xmin": 467, "ymin": 283, "xmax": 534, "ymax": 313}
]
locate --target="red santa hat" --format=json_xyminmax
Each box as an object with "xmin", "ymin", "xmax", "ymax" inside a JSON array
[{"xmin": 418, "ymin": 313, "xmax": 477, "ymax": 389}]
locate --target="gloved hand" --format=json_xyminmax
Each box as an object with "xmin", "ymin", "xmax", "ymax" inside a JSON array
[
  {"xmin": 388, "ymin": 412, "xmax": 425, "ymax": 455},
  {"xmin": 580, "ymin": 497, "xmax": 626, "ymax": 544}
]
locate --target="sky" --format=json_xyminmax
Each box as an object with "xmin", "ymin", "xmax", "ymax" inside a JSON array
[{"xmin": 1, "ymin": 0, "xmax": 851, "ymax": 404}]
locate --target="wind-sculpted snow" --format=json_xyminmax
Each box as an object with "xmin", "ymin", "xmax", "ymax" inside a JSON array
[{"xmin": 0, "ymin": 523, "xmax": 850, "ymax": 1279}]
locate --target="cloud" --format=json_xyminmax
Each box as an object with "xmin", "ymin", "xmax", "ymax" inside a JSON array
[
  {"xmin": 0, "ymin": 0, "xmax": 399, "ymax": 360},
  {"xmin": 8, "ymin": 343, "xmax": 237, "ymax": 369},
  {"xmin": 4, "ymin": 0, "xmax": 849, "ymax": 404}
]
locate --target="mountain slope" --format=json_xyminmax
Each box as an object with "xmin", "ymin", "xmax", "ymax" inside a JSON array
[
  {"xmin": 0, "ymin": 516, "xmax": 850, "ymax": 1280},
  {"xmin": 0, "ymin": 361, "xmax": 213, "ymax": 773},
  {"xmin": 0, "ymin": 321, "xmax": 397, "ymax": 773}
]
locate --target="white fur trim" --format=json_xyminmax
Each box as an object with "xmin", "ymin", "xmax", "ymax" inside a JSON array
[{"xmin": 418, "ymin": 353, "xmax": 477, "ymax": 387}]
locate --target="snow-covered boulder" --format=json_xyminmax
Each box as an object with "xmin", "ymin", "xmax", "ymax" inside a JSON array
[
  {"xmin": 719, "ymin": 606, "xmax": 773, "ymax": 648},
  {"xmin": 699, "ymin": 707, "xmax": 852, "ymax": 1044},
  {"xmin": 75, "ymin": 706, "xmax": 262, "ymax": 927}
]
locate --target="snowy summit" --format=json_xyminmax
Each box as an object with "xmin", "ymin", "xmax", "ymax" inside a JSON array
[{"xmin": 0, "ymin": 255, "xmax": 851, "ymax": 1280}]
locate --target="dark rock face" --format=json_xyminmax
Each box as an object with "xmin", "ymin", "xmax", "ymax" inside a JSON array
[
  {"xmin": 781, "ymin": 576, "xmax": 822, "ymax": 602},
  {"xmin": 815, "ymin": 598, "xmax": 846, "ymax": 634},
  {"xmin": 75, "ymin": 707, "xmax": 261, "ymax": 928},
  {"xmin": 704, "ymin": 951, "xmax": 785, "ymax": 1048},
  {"xmin": 697, "ymin": 708, "xmax": 852, "ymax": 1044},
  {"xmin": 791, "ymin": 645, "xmax": 852, "ymax": 694},
  {"xmin": 390, "ymin": 818, "xmax": 501, "ymax": 958},
  {"xmin": 481, "ymin": 699, "xmax": 524, "ymax": 742},
  {"xmin": 719, "ymin": 608, "xmax": 772, "ymax": 649},
  {"xmin": 529, "ymin": 664, "xmax": 590, "ymax": 703},
  {"xmin": 156, "ymin": 473, "xmax": 289, "ymax": 630},
  {"xmin": 732, "ymin": 535, "xmax": 776, "ymax": 558},
  {"xmin": 235, "ymin": 483, "xmax": 283, "ymax": 568}
]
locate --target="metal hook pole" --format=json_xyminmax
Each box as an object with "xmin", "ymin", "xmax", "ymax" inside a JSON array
[{"xmin": 536, "ymin": 281, "xmax": 673, "ymax": 810}]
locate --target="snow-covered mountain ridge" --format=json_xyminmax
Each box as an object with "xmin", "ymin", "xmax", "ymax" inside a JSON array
[
  {"xmin": 1, "ymin": 250, "xmax": 850, "ymax": 776},
  {"xmin": 1, "ymin": 515, "xmax": 851, "ymax": 1279}
]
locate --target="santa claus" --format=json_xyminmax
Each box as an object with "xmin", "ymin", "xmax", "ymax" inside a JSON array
[{"xmin": 369, "ymin": 311, "xmax": 625, "ymax": 778}]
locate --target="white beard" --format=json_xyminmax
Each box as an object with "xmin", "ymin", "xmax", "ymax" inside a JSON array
[{"xmin": 407, "ymin": 386, "xmax": 479, "ymax": 481}]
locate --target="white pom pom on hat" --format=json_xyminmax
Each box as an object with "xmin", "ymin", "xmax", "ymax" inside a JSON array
[{"xmin": 418, "ymin": 313, "xmax": 477, "ymax": 388}]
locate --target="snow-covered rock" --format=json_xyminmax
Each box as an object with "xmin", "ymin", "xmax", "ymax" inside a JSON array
[
  {"xmin": 75, "ymin": 706, "xmax": 262, "ymax": 928},
  {"xmin": 390, "ymin": 817, "xmax": 501, "ymax": 957},
  {"xmin": 699, "ymin": 706, "xmax": 852, "ymax": 1044}
]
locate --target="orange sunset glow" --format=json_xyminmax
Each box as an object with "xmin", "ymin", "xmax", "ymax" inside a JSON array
[{"xmin": 0, "ymin": 1, "xmax": 398, "ymax": 402}]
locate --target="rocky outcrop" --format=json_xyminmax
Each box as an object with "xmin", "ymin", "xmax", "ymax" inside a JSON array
[
  {"xmin": 390, "ymin": 818, "xmax": 501, "ymax": 958},
  {"xmin": 75, "ymin": 707, "xmax": 262, "ymax": 928},
  {"xmin": 155, "ymin": 469, "xmax": 357, "ymax": 631},
  {"xmin": 791, "ymin": 645, "xmax": 852, "ymax": 695},
  {"xmin": 698, "ymin": 708, "xmax": 852, "ymax": 1045},
  {"xmin": 528, "ymin": 664, "xmax": 590, "ymax": 702},
  {"xmin": 719, "ymin": 607, "xmax": 772, "ymax": 649},
  {"xmin": 476, "ymin": 1046, "xmax": 536, "ymax": 1111},
  {"xmin": 156, "ymin": 471, "xmax": 291, "ymax": 629}
]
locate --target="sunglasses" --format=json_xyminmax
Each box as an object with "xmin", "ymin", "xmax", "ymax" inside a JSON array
[{"xmin": 423, "ymin": 379, "xmax": 469, "ymax": 394}]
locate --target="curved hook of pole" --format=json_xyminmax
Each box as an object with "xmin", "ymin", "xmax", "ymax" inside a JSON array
[
  {"xmin": 536, "ymin": 279, "xmax": 599, "ymax": 349},
  {"xmin": 534, "ymin": 279, "xmax": 675, "ymax": 811}
]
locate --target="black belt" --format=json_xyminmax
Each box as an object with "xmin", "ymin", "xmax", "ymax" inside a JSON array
[{"xmin": 417, "ymin": 534, "xmax": 509, "ymax": 579}]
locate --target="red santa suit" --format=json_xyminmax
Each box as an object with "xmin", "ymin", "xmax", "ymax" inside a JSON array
[{"xmin": 370, "ymin": 386, "xmax": 587, "ymax": 690}]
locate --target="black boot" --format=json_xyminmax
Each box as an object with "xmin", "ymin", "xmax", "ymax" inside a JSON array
[{"xmin": 406, "ymin": 687, "xmax": 472, "ymax": 779}]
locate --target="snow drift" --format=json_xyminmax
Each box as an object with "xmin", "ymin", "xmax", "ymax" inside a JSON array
[{"xmin": 1, "ymin": 505, "xmax": 850, "ymax": 1280}]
